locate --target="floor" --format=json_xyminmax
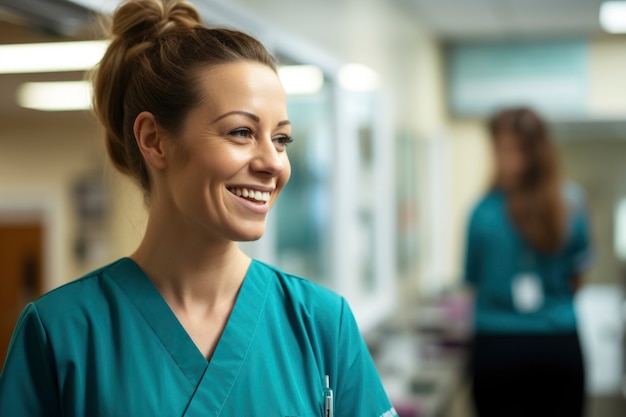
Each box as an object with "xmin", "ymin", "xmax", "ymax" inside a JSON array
[
  {"xmin": 587, "ymin": 395, "xmax": 626, "ymax": 417},
  {"xmin": 443, "ymin": 384, "xmax": 626, "ymax": 417}
]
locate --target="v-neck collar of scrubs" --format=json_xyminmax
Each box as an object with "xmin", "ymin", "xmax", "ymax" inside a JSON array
[{"xmin": 105, "ymin": 257, "xmax": 271, "ymax": 415}]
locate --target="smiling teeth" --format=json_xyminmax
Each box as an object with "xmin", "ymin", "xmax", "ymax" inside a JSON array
[{"xmin": 231, "ymin": 188, "xmax": 270, "ymax": 202}]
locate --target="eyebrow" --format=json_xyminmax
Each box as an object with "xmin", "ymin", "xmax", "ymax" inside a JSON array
[{"xmin": 211, "ymin": 110, "xmax": 291, "ymax": 127}]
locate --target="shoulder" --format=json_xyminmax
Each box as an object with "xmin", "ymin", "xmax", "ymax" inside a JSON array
[
  {"xmin": 469, "ymin": 190, "xmax": 504, "ymax": 227},
  {"xmin": 475, "ymin": 190, "xmax": 503, "ymax": 212},
  {"xmin": 29, "ymin": 258, "xmax": 128, "ymax": 325},
  {"xmin": 252, "ymin": 260, "xmax": 345, "ymax": 314},
  {"xmin": 251, "ymin": 260, "xmax": 354, "ymax": 339}
]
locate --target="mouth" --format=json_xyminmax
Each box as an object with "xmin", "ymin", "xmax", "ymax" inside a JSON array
[{"xmin": 227, "ymin": 187, "xmax": 271, "ymax": 204}]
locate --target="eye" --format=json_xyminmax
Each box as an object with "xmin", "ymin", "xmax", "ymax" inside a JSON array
[
  {"xmin": 273, "ymin": 134, "xmax": 293, "ymax": 147},
  {"xmin": 228, "ymin": 128, "xmax": 253, "ymax": 138}
]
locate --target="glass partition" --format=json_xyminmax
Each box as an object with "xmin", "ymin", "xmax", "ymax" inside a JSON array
[{"xmin": 272, "ymin": 55, "xmax": 334, "ymax": 285}]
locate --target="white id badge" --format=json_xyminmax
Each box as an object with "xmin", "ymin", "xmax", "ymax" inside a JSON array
[{"xmin": 512, "ymin": 273, "xmax": 543, "ymax": 313}]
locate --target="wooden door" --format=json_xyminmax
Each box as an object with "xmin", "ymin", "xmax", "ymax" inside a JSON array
[{"xmin": 0, "ymin": 223, "xmax": 43, "ymax": 370}]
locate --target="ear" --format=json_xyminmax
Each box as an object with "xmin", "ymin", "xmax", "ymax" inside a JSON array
[{"xmin": 134, "ymin": 111, "xmax": 167, "ymax": 170}]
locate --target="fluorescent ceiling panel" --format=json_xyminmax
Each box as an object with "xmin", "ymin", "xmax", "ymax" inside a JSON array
[
  {"xmin": 278, "ymin": 65, "xmax": 324, "ymax": 95},
  {"xmin": 17, "ymin": 81, "xmax": 92, "ymax": 111},
  {"xmin": 0, "ymin": 41, "xmax": 108, "ymax": 74},
  {"xmin": 600, "ymin": 1, "xmax": 626, "ymax": 33},
  {"xmin": 66, "ymin": 0, "xmax": 122, "ymax": 15},
  {"xmin": 338, "ymin": 64, "xmax": 379, "ymax": 92}
]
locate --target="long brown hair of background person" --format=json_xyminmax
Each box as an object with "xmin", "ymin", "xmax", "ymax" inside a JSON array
[{"xmin": 489, "ymin": 107, "xmax": 565, "ymax": 254}]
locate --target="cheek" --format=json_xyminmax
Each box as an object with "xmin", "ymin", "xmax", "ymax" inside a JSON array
[
  {"xmin": 278, "ymin": 155, "xmax": 291, "ymax": 190},
  {"xmin": 200, "ymin": 148, "xmax": 249, "ymax": 179},
  {"xmin": 282, "ymin": 156, "xmax": 292, "ymax": 183},
  {"xmin": 272, "ymin": 156, "xmax": 291, "ymax": 202}
]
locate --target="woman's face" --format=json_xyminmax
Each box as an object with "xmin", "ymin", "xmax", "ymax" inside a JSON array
[
  {"xmin": 494, "ymin": 131, "xmax": 527, "ymax": 190},
  {"xmin": 159, "ymin": 61, "xmax": 291, "ymax": 243}
]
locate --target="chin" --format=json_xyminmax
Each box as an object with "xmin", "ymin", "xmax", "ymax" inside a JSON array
[
  {"xmin": 237, "ymin": 233, "xmax": 264, "ymax": 242},
  {"xmin": 232, "ymin": 225, "xmax": 266, "ymax": 242}
]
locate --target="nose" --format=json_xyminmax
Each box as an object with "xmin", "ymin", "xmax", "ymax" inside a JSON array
[{"xmin": 250, "ymin": 135, "xmax": 287, "ymax": 177}]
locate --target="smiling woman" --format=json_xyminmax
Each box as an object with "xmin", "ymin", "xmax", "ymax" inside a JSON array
[{"xmin": 0, "ymin": 1, "xmax": 396, "ymax": 416}]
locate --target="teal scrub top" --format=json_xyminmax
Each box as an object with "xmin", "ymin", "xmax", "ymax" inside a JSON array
[
  {"xmin": 464, "ymin": 184, "xmax": 591, "ymax": 334},
  {"xmin": 0, "ymin": 258, "xmax": 397, "ymax": 417}
]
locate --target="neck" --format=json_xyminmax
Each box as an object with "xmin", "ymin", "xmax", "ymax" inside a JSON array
[{"xmin": 131, "ymin": 204, "xmax": 251, "ymax": 313}]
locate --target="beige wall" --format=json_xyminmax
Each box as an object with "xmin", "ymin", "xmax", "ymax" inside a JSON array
[
  {"xmin": 588, "ymin": 37, "xmax": 626, "ymax": 117},
  {"xmin": 0, "ymin": 112, "xmax": 146, "ymax": 289},
  {"xmin": 559, "ymin": 139, "xmax": 626, "ymax": 285},
  {"xmin": 0, "ymin": 16, "xmax": 148, "ymax": 291},
  {"xmin": 445, "ymin": 120, "xmax": 492, "ymax": 285},
  {"xmin": 0, "ymin": 113, "xmax": 96, "ymax": 287}
]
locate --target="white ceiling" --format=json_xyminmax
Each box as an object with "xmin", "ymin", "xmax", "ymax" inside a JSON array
[
  {"xmin": 395, "ymin": 0, "xmax": 608, "ymax": 40},
  {"xmin": 0, "ymin": 0, "xmax": 613, "ymax": 42}
]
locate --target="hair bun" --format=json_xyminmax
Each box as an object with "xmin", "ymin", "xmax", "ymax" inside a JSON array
[
  {"xmin": 160, "ymin": 2, "xmax": 202, "ymax": 35},
  {"xmin": 110, "ymin": 0, "xmax": 202, "ymax": 43}
]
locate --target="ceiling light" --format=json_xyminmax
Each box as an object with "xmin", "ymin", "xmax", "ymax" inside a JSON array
[
  {"xmin": 278, "ymin": 65, "xmax": 324, "ymax": 95},
  {"xmin": 66, "ymin": 0, "xmax": 122, "ymax": 15},
  {"xmin": 17, "ymin": 81, "xmax": 92, "ymax": 111},
  {"xmin": 0, "ymin": 40, "xmax": 108, "ymax": 74},
  {"xmin": 338, "ymin": 64, "xmax": 380, "ymax": 92},
  {"xmin": 600, "ymin": 1, "xmax": 626, "ymax": 33}
]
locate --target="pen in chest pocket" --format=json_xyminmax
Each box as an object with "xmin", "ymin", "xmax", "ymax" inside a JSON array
[{"xmin": 323, "ymin": 375, "xmax": 333, "ymax": 417}]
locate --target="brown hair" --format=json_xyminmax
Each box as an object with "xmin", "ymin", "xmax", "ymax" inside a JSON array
[
  {"xmin": 91, "ymin": 0, "xmax": 276, "ymax": 195},
  {"xmin": 489, "ymin": 107, "xmax": 565, "ymax": 253}
]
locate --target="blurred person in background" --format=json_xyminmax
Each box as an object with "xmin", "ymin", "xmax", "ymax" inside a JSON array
[
  {"xmin": 464, "ymin": 107, "xmax": 590, "ymax": 417},
  {"xmin": 0, "ymin": 0, "xmax": 397, "ymax": 415}
]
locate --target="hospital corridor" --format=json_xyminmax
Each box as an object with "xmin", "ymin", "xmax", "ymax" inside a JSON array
[{"xmin": 1, "ymin": 0, "xmax": 626, "ymax": 416}]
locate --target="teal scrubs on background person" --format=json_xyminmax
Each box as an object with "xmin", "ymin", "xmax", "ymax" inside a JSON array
[
  {"xmin": 465, "ymin": 183, "xmax": 590, "ymax": 333},
  {"xmin": 0, "ymin": 258, "xmax": 397, "ymax": 417}
]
